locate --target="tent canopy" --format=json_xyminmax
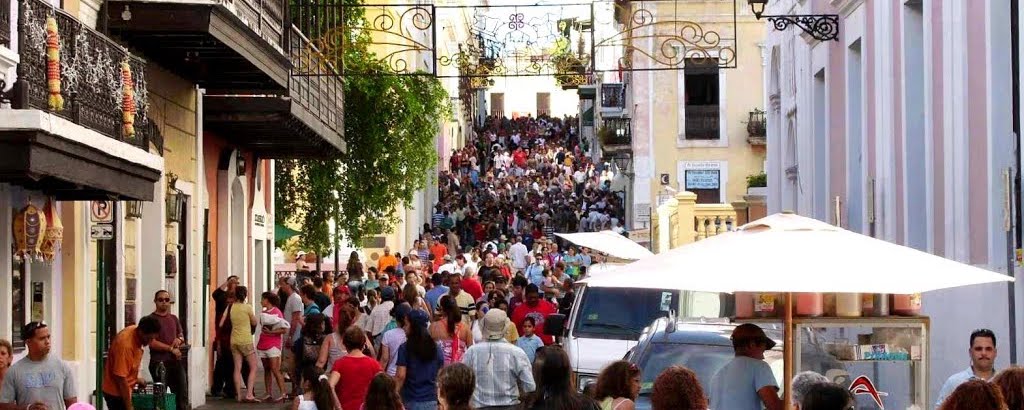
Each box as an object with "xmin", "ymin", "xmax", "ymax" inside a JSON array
[{"xmin": 555, "ymin": 230, "xmax": 654, "ymax": 260}]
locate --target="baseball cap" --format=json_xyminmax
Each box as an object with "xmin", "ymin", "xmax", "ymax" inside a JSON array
[
  {"xmin": 391, "ymin": 302, "xmax": 412, "ymax": 322},
  {"xmin": 408, "ymin": 310, "xmax": 430, "ymax": 328},
  {"xmin": 444, "ymin": 254, "xmax": 453, "ymax": 262},
  {"xmin": 731, "ymin": 323, "xmax": 777, "ymax": 350},
  {"xmin": 333, "ymin": 284, "xmax": 350, "ymax": 295},
  {"xmin": 381, "ymin": 286, "xmax": 396, "ymax": 301},
  {"xmin": 281, "ymin": 276, "xmax": 297, "ymax": 288},
  {"xmin": 482, "ymin": 309, "xmax": 510, "ymax": 341}
]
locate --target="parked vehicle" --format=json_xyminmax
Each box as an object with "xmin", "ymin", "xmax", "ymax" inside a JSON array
[
  {"xmin": 623, "ymin": 317, "xmax": 784, "ymax": 409},
  {"xmin": 544, "ymin": 283, "xmax": 723, "ymax": 390}
]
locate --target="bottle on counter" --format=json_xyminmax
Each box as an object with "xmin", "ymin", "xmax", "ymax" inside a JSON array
[
  {"xmin": 836, "ymin": 293, "xmax": 862, "ymax": 317},
  {"xmin": 735, "ymin": 292, "xmax": 754, "ymax": 318},
  {"xmin": 796, "ymin": 293, "xmax": 824, "ymax": 317},
  {"xmin": 892, "ymin": 293, "xmax": 922, "ymax": 316},
  {"xmin": 862, "ymin": 293, "xmax": 890, "ymax": 316},
  {"xmin": 753, "ymin": 293, "xmax": 779, "ymax": 318}
]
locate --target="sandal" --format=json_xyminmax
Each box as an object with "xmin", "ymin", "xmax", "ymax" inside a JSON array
[{"xmin": 240, "ymin": 398, "xmax": 262, "ymax": 404}]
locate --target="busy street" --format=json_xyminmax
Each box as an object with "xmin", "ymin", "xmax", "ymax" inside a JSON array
[{"xmin": 2, "ymin": 0, "xmax": 1024, "ymax": 410}]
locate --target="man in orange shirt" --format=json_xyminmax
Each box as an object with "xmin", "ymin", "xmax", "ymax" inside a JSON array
[
  {"xmin": 430, "ymin": 239, "xmax": 448, "ymax": 266},
  {"xmin": 102, "ymin": 316, "xmax": 162, "ymax": 410},
  {"xmin": 376, "ymin": 246, "xmax": 399, "ymax": 273}
]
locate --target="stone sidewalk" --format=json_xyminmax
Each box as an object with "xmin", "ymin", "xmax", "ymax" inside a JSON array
[{"xmin": 196, "ymin": 369, "xmax": 292, "ymax": 410}]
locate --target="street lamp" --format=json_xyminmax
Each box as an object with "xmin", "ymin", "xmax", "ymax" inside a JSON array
[
  {"xmin": 165, "ymin": 173, "xmax": 185, "ymax": 225},
  {"xmin": 125, "ymin": 200, "xmax": 144, "ymax": 220},
  {"xmin": 747, "ymin": 0, "xmax": 839, "ymax": 42}
]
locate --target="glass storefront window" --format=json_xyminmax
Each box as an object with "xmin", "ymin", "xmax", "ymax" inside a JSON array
[{"xmin": 11, "ymin": 259, "xmax": 25, "ymax": 350}]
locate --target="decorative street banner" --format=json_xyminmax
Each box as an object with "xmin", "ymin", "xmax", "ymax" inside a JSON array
[{"xmin": 292, "ymin": 0, "xmax": 739, "ymax": 80}]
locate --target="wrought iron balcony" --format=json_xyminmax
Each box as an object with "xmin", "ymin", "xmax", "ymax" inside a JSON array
[
  {"xmin": 287, "ymin": 25, "xmax": 343, "ymax": 139},
  {"xmin": 600, "ymin": 117, "xmax": 631, "ymax": 153},
  {"xmin": 684, "ymin": 104, "xmax": 720, "ymax": 140},
  {"xmin": 0, "ymin": 0, "xmax": 10, "ymax": 47},
  {"xmin": 601, "ymin": 82, "xmax": 626, "ymax": 111},
  {"xmin": 747, "ymin": 108, "xmax": 766, "ymax": 145},
  {"xmin": 12, "ymin": 0, "xmax": 156, "ymax": 152}
]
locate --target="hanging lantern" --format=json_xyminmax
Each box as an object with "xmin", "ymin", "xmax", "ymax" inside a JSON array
[
  {"xmin": 125, "ymin": 200, "xmax": 144, "ymax": 219},
  {"xmin": 12, "ymin": 203, "xmax": 47, "ymax": 261},
  {"xmin": 40, "ymin": 198, "xmax": 63, "ymax": 262},
  {"xmin": 165, "ymin": 174, "xmax": 185, "ymax": 224}
]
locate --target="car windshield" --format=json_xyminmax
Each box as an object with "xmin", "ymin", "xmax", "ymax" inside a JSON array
[
  {"xmin": 572, "ymin": 288, "xmax": 678, "ymax": 339},
  {"xmin": 636, "ymin": 343, "xmax": 784, "ymax": 397}
]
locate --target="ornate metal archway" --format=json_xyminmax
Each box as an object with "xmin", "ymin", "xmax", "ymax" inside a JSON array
[{"xmin": 291, "ymin": 0, "xmax": 740, "ymax": 82}]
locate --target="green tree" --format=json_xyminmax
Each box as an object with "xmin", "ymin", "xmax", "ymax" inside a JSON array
[{"xmin": 276, "ymin": 0, "xmax": 450, "ymax": 254}]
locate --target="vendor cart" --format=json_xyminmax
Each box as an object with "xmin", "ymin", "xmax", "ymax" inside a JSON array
[{"xmin": 749, "ymin": 316, "xmax": 929, "ymax": 409}]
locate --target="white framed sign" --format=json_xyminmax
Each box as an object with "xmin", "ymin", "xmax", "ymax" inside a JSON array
[{"xmin": 684, "ymin": 170, "xmax": 720, "ymax": 190}]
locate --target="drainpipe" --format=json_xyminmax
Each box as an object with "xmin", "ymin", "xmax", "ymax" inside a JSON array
[{"xmin": 1010, "ymin": 0, "xmax": 1020, "ymax": 365}]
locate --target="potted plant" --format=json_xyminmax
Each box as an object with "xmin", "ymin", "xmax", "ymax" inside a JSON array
[{"xmin": 746, "ymin": 171, "xmax": 767, "ymax": 196}]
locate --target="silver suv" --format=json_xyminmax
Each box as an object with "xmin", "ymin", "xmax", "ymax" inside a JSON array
[{"xmin": 623, "ymin": 318, "xmax": 785, "ymax": 409}]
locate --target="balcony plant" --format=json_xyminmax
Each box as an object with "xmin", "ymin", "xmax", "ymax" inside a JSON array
[
  {"xmin": 746, "ymin": 172, "xmax": 767, "ymax": 188},
  {"xmin": 746, "ymin": 109, "xmax": 767, "ymax": 137}
]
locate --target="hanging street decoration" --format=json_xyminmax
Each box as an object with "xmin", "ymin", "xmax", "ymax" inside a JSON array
[
  {"xmin": 120, "ymin": 60, "xmax": 136, "ymax": 138},
  {"xmin": 45, "ymin": 15, "xmax": 63, "ymax": 111}
]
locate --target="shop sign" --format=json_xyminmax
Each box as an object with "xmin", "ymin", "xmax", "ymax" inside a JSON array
[
  {"xmin": 849, "ymin": 375, "xmax": 887, "ymax": 409},
  {"xmin": 90, "ymin": 223, "xmax": 114, "ymax": 240},
  {"xmin": 90, "ymin": 201, "xmax": 113, "ymax": 223},
  {"xmin": 254, "ymin": 214, "xmax": 266, "ymax": 228},
  {"xmin": 628, "ymin": 229, "xmax": 650, "ymax": 243},
  {"xmin": 685, "ymin": 170, "xmax": 720, "ymax": 189}
]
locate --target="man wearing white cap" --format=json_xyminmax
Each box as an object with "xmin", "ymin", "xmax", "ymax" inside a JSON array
[
  {"xmin": 437, "ymin": 254, "xmax": 457, "ymax": 276},
  {"xmin": 461, "ymin": 310, "xmax": 535, "ymax": 410}
]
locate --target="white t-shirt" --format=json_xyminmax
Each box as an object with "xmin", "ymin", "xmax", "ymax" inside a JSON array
[
  {"xmin": 283, "ymin": 292, "xmax": 304, "ymax": 342},
  {"xmin": 380, "ymin": 328, "xmax": 407, "ymax": 376},
  {"xmin": 509, "ymin": 243, "xmax": 529, "ymax": 270}
]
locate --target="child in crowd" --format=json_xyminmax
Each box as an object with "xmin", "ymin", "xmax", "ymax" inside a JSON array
[
  {"xmin": 291, "ymin": 366, "xmax": 335, "ymax": 410},
  {"xmin": 515, "ymin": 317, "xmax": 544, "ymax": 363}
]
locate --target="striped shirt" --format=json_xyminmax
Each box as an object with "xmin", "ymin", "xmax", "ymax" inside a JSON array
[{"xmin": 462, "ymin": 340, "xmax": 536, "ymax": 408}]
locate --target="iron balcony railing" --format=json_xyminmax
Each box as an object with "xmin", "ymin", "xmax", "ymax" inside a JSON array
[
  {"xmin": 601, "ymin": 82, "xmax": 626, "ymax": 110},
  {"xmin": 685, "ymin": 104, "xmax": 720, "ymax": 140},
  {"xmin": 287, "ymin": 25, "xmax": 343, "ymax": 137},
  {"xmin": 14, "ymin": 0, "xmax": 155, "ymax": 152},
  {"xmin": 601, "ymin": 117, "xmax": 631, "ymax": 146},
  {"xmin": 0, "ymin": 0, "xmax": 10, "ymax": 47}
]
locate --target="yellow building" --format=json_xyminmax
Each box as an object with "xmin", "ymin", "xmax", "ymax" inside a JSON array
[{"xmin": 604, "ymin": 0, "xmax": 766, "ymax": 232}]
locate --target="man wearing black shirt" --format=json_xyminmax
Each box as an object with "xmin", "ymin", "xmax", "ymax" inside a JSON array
[{"xmin": 310, "ymin": 276, "xmax": 332, "ymax": 311}]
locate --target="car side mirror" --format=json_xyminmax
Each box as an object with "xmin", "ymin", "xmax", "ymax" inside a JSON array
[{"xmin": 545, "ymin": 313, "xmax": 567, "ymax": 337}]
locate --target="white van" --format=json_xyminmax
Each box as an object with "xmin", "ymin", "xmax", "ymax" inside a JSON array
[{"xmin": 548, "ymin": 279, "xmax": 723, "ymax": 390}]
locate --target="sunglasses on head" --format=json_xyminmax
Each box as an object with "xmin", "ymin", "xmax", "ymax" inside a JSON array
[{"xmin": 22, "ymin": 321, "xmax": 47, "ymax": 339}]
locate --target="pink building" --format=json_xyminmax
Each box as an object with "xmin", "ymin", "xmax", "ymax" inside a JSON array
[{"xmin": 763, "ymin": 0, "xmax": 1017, "ymax": 403}]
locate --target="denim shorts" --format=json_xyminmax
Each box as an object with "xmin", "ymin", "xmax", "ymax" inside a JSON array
[{"xmin": 405, "ymin": 401, "xmax": 438, "ymax": 410}]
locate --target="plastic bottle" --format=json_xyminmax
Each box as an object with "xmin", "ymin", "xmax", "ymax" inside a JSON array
[
  {"xmin": 796, "ymin": 293, "xmax": 824, "ymax": 317},
  {"xmin": 835, "ymin": 293, "xmax": 862, "ymax": 317},
  {"xmin": 892, "ymin": 293, "xmax": 922, "ymax": 316},
  {"xmin": 735, "ymin": 292, "xmax": 754, "ymax": 318}
]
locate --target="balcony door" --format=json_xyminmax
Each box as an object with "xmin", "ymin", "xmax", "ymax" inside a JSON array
[{"xmin": 683, "ymin": 58, "xmax": 720, "ymax": 140}]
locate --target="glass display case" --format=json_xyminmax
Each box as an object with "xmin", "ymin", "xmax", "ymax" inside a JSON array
[{"xmin": 751, "ymin": 317, "xmax": 928, "ymax": 410}]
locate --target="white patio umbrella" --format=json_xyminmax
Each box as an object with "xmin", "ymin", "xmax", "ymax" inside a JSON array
[
  {"xmin": 579, "ymin": 212, "xmax": 1014, "ymax": 408},
  {"xmin": 555, "ymin": 230, "xmax": 654, "ymax": 261},
  {"xmin": 580, "ymin": 213, "xmax": 1012, "ymax": 294}
]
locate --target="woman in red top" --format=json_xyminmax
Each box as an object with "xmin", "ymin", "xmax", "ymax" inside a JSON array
[{"xmin": 328, "ymin": 326, "xmax": 383, "ymax": 410}]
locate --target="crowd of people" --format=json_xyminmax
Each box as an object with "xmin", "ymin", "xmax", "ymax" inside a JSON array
[{"xmin": 436, "ymin": 114, "xmax": 629, "ymax": 252}]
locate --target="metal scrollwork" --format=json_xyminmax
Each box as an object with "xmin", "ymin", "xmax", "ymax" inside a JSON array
[
  {"xmin": 766, "ymin": 15, "xmax": 839, "ymax": 42},
  {"xmin": 595, "ymin": 5, "xmax": 737, "ymax": 71}
]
